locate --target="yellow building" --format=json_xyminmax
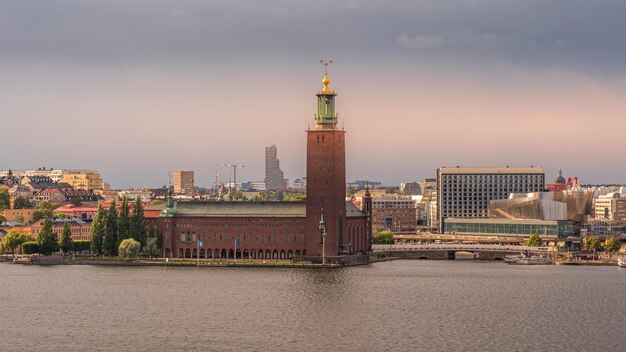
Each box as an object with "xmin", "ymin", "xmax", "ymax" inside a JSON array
[
  {"xmin": 174, "ymin": 170, "xmax": 194, "ymax": 195},
  {"xmin": 61, "ymin": 171, "xmax": 104, "ymax": 191}
]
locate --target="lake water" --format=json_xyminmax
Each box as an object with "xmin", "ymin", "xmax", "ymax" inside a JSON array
[{"xmin": 1, "ymin": 260, "xmax": 625, "ymax": 351}]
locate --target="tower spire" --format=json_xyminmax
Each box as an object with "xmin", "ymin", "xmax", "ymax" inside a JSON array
[
  {"xmin": 319, "ymin": 59, "xmax": 334, "ymax": 94},
  {"xmin": 315, "ymin": 59, "xmax": 338, "ymax": 128}
]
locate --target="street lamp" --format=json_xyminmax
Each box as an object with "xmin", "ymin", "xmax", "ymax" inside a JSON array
[{"xmin": 319, "ymin": 209, "xmax": 327, "ymax": 265}]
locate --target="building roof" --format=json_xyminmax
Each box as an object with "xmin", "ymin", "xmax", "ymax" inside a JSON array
[
  {"xmin": 148, "ymin": 201, "xmax": 367, "ymax": 218},
  {"xmin": 438, "ymin": 166, "xmax": 544, "ymax": 174}
]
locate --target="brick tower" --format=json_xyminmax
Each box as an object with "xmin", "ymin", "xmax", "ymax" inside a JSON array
[{"xmin": 305, "ymin": 63, "xmax": 346, "ymax": 257}]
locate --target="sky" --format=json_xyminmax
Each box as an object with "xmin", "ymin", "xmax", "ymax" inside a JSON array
[{"xmin": 1, "ymin": 0, "xmax": 626, "ymax": 188}]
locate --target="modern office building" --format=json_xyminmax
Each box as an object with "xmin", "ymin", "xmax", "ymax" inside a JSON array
[
  {"xmin": 437, "ymin": 166, "xmax": 545, "ymax": 233},
  {"xmin": 264, "ymin": 145, "xmax": 286, "ymax": 191},
  {"xmin": 174, "ymin": 170, "xmax": 195, "ymax": 195}
]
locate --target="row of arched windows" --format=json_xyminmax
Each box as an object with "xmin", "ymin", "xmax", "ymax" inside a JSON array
[{"xmin": 164, "ymin": 248, "xmax": 306, "ymax": 260}]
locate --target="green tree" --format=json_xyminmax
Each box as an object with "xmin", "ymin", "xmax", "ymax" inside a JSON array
[
  {"xmin": 153, "ymin": 229, "xmax": 163, "ymax": 250},
  {"xmin": 103, "ymin": 201, "xmax": 118, "ymax": 256},
  {"xmin": 143, "ymin": 237, "xmax": 158, "ymax": 258},
  {"xmin": 372, "ymin": 230, "xmax": 395, "ymax": 245},
  {"xmin": 59, "ymin": 222, "xmax": 74, "ymax": 255},
  {"xmin": 2, "ymin": 230, "xmax": 33, "ymax": 256},
  {"xmin": 524, "ymin": 234, "xmax": 542, "ymax": 247},
  {"xmin": 117, "ymin": 196, "xmax": 131, "ymax": 249},
  {"xmin": 69, "ymin": 198, "xmax": 83, "ymax": 206},
  {"xmin": 12, "ymin": 196, "xmax": 31, "ymax": 209},
  {"xmin": 33, "ymin": 202, "xmax": 56, "ymax": 221},
  {"xmin": 118, "ymin": 238, "xmax": 141, "ymax": 260},
  {"xmin": 602, "ymin": 236, "xmax": 622, "ymax": 253},
  {"xmin": 13, "ymin": 214, "xmax": 25, "ymax": 224},
  {"xmin": 90, "ymin": 204, "xmax": 106, "ymax": 255},
  {"xmin": 130, "ymin": 198, "xmax": 147, "ymax": 249},
  {"xmin": 584, "ymin": 236, "xmax": 602, "ymax": 251},
  {"xmin": 0, "ymin": 189, "xmax": 10, "ymax": 210},
  {"xmin": 37, "ymin": 217, "xmax": 59, "ymax": 255},
  {"xmin": 274, "ymin": 190, "xmax": 284, "ymax": 201}
]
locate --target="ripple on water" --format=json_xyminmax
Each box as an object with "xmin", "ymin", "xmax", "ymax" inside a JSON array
[{"xmin": 1, "ymin": 261, "xmax": 625, "ymax": 352}]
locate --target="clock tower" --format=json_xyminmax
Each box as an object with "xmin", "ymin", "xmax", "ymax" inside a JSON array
[{"xmin": 305, "ymin": 63, "xmax": 346, "ymax": 258}]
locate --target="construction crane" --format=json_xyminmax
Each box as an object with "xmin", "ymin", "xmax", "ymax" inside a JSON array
[{"xmin": 217, "ymin": 163, "xmax": 245, "ymax": 200}]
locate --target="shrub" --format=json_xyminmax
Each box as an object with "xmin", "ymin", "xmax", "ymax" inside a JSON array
[
  {"xmin": 119, "ymin": 238, "xmax": 140, "ymax": 260},
  {"xmin": 73, "ymin": 240, "xmax": 92, "ymax": 253},
  {"xmin": 21, "ymin": 241, "xmax": 40, "ymax": 255},
  {"xmin": 372, "ymin": 231, "xmax": 394, "ymax": 245}
]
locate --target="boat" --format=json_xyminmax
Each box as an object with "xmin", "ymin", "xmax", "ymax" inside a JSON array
[
  {"xmin": 508, "ymin": 255, "xmax": 553, "ymax": 265},
  {"xmin": 618, "ymin": 257, "xmax": 626, "ymax": 268}
]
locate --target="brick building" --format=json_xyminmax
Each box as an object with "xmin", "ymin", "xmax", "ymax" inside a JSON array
[{"xmin": 147, "ymin": 71, "xmax": 372, "ymax": 261}]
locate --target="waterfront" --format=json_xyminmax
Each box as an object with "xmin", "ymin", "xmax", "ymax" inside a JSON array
[{"xmin": 1, "ymin": 261, "xmax": 625, "ymax": 352}]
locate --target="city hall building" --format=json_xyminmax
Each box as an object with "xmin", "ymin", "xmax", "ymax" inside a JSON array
[{"xmin": 147, "ymin": 71, "xmax": 372, "ymax": 261}]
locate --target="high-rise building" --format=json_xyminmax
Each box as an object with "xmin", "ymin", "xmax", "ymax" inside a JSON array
[
  {"xmin": 174, "ymin": 170, "xmax": 194, "ymax": 195},
  {"xmin": 264, "ymin": 145, "xmax": 286, "ymax": 191},
  {"xmin": 437, "ymin": 166, "xmax": 545, "ymax": 232}
]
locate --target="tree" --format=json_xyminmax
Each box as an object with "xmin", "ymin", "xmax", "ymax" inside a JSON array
[
  {"xmin": 38, "ymin": 217, "xmax": 59, "ymax": 255},
  {"xmin": 372, "ymin": 231, "xmax": 394, "ymax": 245},
  {"xmin": 69, "ymin": 198, "xmax": 83, "ymax": 206},
  {"xmin": 13, "ymin": 214, "xmax": 25, "ymax": 224},
  {"xmin": 118, "ymin": 238, "xmax": 140, "ymax": 260},
  {"xmin": 117, "ymin": 196, "xmax": 131, "ymax": 249},
  {"xmin": 584, "ymin": 236, "xmax": 602, "ymax": 251},
  {"xmin": 130, "ymin": 198, "xmax": 147, "ymax": 249},
  {"xmin": 59, "ymin": 222, "xmax": 74, "ymax": 255},
  {"xmin": 2, "ymin": 230, "xmax": 33, "ymax": 256},
  {"xmin": 0, "ymin": 189, "xmax": 10, "ymax": 210},
  {"xmin": 103, "ymin": 201, "xmax": 118, "ymax": 256},
  {"xmin": 12, "ymin": 196, "xmax": 31, "ymax": 209},
  {"xmin": 90, "ymin": 204, "xmax": 106, "ymax": 255},
  {"xmin": 33, "ymin": 202, "xmax": 56, "ymax": 222},
  {"xmin": 524, "ymin": 234, "xmax": 542, "ymax": 247},
  {"xmin": 603, "ymin": 236, "xmax": 622, "ymax": 253},
  {"xmin": 143, "ymin": 237, "xmax": 158, "ymax": 258}
]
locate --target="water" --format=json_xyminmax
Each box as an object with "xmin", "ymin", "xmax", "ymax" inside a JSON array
[{"xmin": 1, "ymin": 261, "xmax": 625, "ymax": 352}]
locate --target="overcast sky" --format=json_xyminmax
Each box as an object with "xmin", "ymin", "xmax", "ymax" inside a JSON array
[{"xmin": 2, "ymin": 0, "xmax": 625, "ymax": 188}]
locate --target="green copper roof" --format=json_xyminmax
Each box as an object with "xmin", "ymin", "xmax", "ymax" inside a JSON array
[{"xmin": 150, "ymin": 201, "xmax": 366, "ymax": 218}]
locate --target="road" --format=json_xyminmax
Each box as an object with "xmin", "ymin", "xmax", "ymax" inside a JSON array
[{"xmin": 372, "ymin": 243, "xmax": 546, "ymax": 252}]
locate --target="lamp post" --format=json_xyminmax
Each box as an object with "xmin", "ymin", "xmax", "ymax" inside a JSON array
[{"xmin": 319, "ymin": 209, "xmax": 327, "ymax": 265}]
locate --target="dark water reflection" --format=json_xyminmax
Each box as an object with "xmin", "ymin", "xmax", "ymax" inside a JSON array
[{"xmin": 1, "ymin": 261, "xmax": 625, "ymax": 351}]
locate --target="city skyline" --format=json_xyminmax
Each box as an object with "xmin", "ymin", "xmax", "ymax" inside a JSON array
[{"xmin": 2, "ymin": 1, "xmax": 626, "ymax": 188}]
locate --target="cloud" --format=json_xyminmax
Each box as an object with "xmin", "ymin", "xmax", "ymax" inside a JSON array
[{"xmin": 397, "ymin": 31, "xmax": 500, "ymax": 49}]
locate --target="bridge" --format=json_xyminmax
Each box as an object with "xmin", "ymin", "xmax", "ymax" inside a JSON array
[{"xmin": 372, "ymin": 244, "xmax": 548, "ymax": 261}]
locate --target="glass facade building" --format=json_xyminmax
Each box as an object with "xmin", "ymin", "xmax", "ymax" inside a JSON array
[{"xmin": 444, "ymin": 218, "xmax": 575, "ymax": 238}]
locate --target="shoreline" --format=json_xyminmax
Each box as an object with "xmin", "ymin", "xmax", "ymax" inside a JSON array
[{"xmin": 2, "ymin": 255, "xmax": 621, "ymax": 267}]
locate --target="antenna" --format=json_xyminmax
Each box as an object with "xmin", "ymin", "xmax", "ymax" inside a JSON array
[{"xmin": 320, "ymin": 59, "xmax": 333, "ymax": 74}]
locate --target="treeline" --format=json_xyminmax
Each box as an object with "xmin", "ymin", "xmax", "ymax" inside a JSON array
[
  {"xmin": 1, "ymin": 220, "xmax": 84, "ymax": 255},
  {"xmin": 1, "ymin": 196, "xmax": 157, "ymax": 257},
  {"xmin": 90, "ymin": 196, "xmax": 155, "ymax": 256}
]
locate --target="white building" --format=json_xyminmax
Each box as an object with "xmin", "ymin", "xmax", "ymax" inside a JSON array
[{"xmin": 437, "ymin": 166, "xmax": 545, "ymax": 233}]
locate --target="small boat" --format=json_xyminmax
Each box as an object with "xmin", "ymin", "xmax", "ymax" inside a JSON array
[
  {"xmin": 618, "ymin": 257, "xmax": 626, "ymax": 268},
  {"xmin": 508, "ymin": 255, "xmax": 553, "ymax": 265}
]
